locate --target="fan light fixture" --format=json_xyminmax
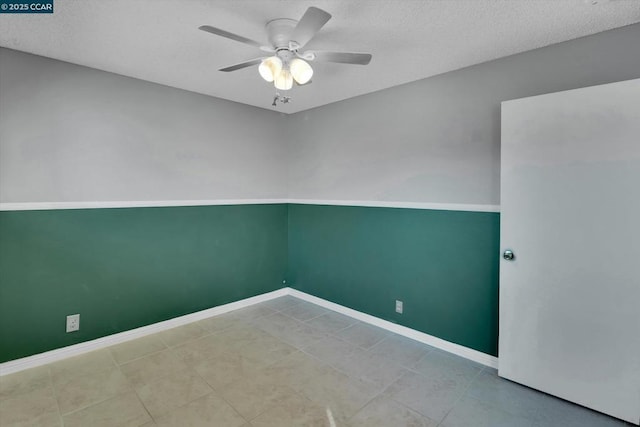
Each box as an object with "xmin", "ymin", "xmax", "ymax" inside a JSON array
[
  {"xmin": 259, "ymin": 55, "xmax": 313, "ymax": 90},
  {"xmin": 199, "ymin": 6, "xmax": 373, "ymax": 102},
  {"xmin": 258, "ymin": 56, "xmax": 282, "ymax": 82},
  {"xmin": 289, "ymin": 58, "xmax": 313, "ymax": 84},
  {"xmin": 274, "ymin": 67, "xmax": 293, "ymax": 90}
]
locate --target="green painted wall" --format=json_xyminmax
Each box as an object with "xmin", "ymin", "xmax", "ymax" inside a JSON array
[
  {"xmin": 287, "ymin": 204, "xmax": 500, "ymax": 356},
  {"xmin": 0, "ymin": 204, "xmax": 287, "ymax": 363},
  {"xmin": 0, "ymin": 202, "xmax": 500, "ymax": 363}
]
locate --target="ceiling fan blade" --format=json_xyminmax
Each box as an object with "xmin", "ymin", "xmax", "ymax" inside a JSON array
[
  {"xmin": 310, "ymin": 51, "xmax": 372, "ymax": 65},
  {"xmin": 219, "ymin": 58, "xmax": 262, "ymax": 72},
  {"xmin": 290, "ymin": 7, "xmax": 331, "ymax": 49},
  {"xmin": 199, "ymin": 25, "xmax": 263, "ymax": 49}
]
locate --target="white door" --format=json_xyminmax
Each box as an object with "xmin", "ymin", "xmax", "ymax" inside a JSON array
[{"xmin": 499, "ymin": 78, "xmax": 640, "ymax": 424}]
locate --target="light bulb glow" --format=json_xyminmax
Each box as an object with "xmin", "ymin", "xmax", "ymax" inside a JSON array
[
  {"xmin": 258, "ymin": 56, "xmax": 282, "ymax": 82},
  {"xmin": 290, "ymin": 58, "xmax": 313, "ymax": 84},
  {"xmin": 274, "ymin": 68, "xmax": 293, "ymax": 90}
]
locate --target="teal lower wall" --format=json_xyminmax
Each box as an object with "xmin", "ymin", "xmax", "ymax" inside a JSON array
[
  {"xmin": 287, "ymin": 204, "xmax": 500, "ymax": 356},
  {"xmin": 0, "ymin": 202, "xmax": 500, "ymax": 363},
  {"xmin": 0, "ymin": 204, "xmax": 288, "ymax": 363}
]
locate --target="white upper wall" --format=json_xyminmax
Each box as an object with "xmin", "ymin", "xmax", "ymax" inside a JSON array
[
  {"xmin": 286, "ymin": 23, "xmax": 640, "ymax": 207},
  {"xmin": 2, "ymin": 23, "xmax": 640, "ymax": 207},
  {"xmin": 0, "ymin": 48, "xmax": 288, "ymax": 204}
]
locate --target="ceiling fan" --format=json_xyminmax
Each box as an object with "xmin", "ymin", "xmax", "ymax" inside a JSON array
[{"xmin": 199, "ymin": 6, "xmax": 372, "ymax": 91}]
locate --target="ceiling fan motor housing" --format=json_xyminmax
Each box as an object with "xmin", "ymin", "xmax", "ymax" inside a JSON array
[{"xmin": 266, "ymin": 18, "xmax": 298, "ymax": 50}]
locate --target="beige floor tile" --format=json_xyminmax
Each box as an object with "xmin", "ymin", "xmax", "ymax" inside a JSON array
[
  {"xmin": 193, "ymin": 350, "xmax": 264, "ymax": 391},
  {"xmin": 208, "ymin": 324, "xmax": 274, "ymax": 353},
  {"xmin": 239, "ymin": 333, "xmax": 297, "ymax": 367},
  {"xmin": 218, "ymin": 372, "xmax": 301, "ymax": 421},
  {"xmin": 120, "ymin": 350, "xmax": 189, "ymax": 388},
  {"xmin": 0, "ymin": 366, "xmax": 51, "ymax": 401},
  {"xmin": 54, "ymin": 366, "xmax": 131, "ymax": 415},
  {"xmin": 158, "ymin": 323, "xmax": 207, "ymax": 348},
  {"xmin": 230, "ymin": 304, "xmax": 276, "ymax": 320},
  {"xmin": 298, "ymin": 365, "xmax": 378, "ymax": 422},
  {"xmin": 171, "ymin": 335, "xmax": 229, "ymax": 366},
  {"xmin": 134, "ymin": 368, "xmax": 211, "ymax": 419},
  {"xmin": 254, "ymin": 313, "xmax": 302, "ymax": 339},
  {"xmin": 336, "ymin": 322, "xmax": 390, "ymax": 349},
  {"xmin": 305, "ymin": 311, "xmax": 358, "ymax": 334},
  {"xmin": 383, "ymin": 370, "xmax": 467, "ymax": 422},
  {"xmin": 154, "ymin": 392, "xmax": 246, "ymax": 427},
  {"xmin": 263, "ymin": 351, "xmax": 328, "ymax": 392},
  {"xmin": 281, "ymin": 302, "xmax": 328, "ymax": 322},
  {"xmin": 303, "ymin": 336, "xmax": 361, "ymax": 367},
  {"xmin": 197, "ymin": 312, "xmax": 250, "ymax": 334},
  {"xmin": 0, "ymin": 386, "xmax": 61, "ymax": 427},
  {"xmin": 259, "ymin": 296, "xmax": 303, "ymax": 312},
  {"xmin": 62, "ymin": 391, "xmax": 151, "ymax": 427},
  {"xmin": 412, "ymin": 350, "xmax": 482, "ymax": 385},
  {"xmin": 369, "ymin": 335, "xmax": 431, "ymax": 368},
  {"xmin": 439, "ymin": 396, "xmax": 531, "ymax": 427},
  {"xmin": 249, "ymin": 392, "xmax": 332, "ymax": 427},
  {"xmin": 197, "ymin": 306, "xmax": 274, "ymax": 334},
  {"xmin": 335, "ymin": 350, "xmax": 408, "ymax": 392},
  {"xmin": 110, "ymin": 335, "xmax": 167, "ymax": 365},
  {"xmin": 349, "ymin": 395, "xmax": 437, "ymax": 427},
  {"xmin": 49, "ymin": 349, "xmax": 115, "ymax": 384},
  {"xmin": 278, "ymin": 322, "xmax": 328, "ymax": 349}
]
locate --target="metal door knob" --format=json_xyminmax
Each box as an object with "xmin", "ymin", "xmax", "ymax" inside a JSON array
[{"xmin": 503, "ymin": 250, "xmax": 515, "ymax": 261}]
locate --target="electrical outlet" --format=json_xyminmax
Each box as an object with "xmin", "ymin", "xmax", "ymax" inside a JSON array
[
  {"xmin": 395, "ymin": 300, "xmax": 403, "ymax": 314},
  {"xmin": 66, "ymin": 314, "xmax": 80, "ymax": 332}
]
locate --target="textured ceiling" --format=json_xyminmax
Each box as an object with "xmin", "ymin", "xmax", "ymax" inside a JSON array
[{"xmin": 1, "ymin": 0, "xmax": 639, "ymax": 114}]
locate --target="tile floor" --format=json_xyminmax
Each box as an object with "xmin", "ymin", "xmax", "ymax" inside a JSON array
[{"xmin": 0, "ymin": 296, "xmax": 631, "ymax": 426}]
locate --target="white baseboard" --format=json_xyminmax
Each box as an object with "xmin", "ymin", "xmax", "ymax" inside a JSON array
[
  {"xmin": 287, "ymin": 288, "xmax": 499, "ymax": 369},
  {"xmin": 0, "ymin": 286, "xmax": 498, "ymax": 376},
  {"xmin": 0, "ymin": 288, "xmax": 288, "ymax": 376}
]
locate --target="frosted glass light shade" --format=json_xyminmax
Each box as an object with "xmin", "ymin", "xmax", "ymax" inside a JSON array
[
  {"xmin": 290, "ymin": 58, "xmax": 313, "ymax": 84},
  {"xmin": 274, "ymin": 69, "xmax": 293, "ymax": 90},
  {"xmin": 259, "ymin": 56, "xmax": 282, "ymax": 82}
]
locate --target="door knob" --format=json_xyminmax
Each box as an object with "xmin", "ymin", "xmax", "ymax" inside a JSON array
[{"xmin": 503, "ymin": 250, "xmax": 515, "ymax": 261}]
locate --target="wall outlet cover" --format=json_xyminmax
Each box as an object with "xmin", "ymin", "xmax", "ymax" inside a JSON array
[
  {"xmin": 66, "ymin": 314, "xmax": 80, "ymax": 333},
  {"xmin": 395, "ymin": 300, "xmax": 403, "ymax": 314}
]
